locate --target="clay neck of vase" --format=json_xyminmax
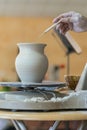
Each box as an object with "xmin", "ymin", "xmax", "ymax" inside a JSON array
[{"xmin": 17, "ymin": 43, "xmax": 46, "ymax": 54}]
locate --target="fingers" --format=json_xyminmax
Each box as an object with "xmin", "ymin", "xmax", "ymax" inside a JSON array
[
  {"xmin": 53, "ymin": 11, "xmax": 77, "ymax": 34},
  {"xmin": 53, "ymin": 11, "xmax": 75, "ymax": 23},
  {"xmin": 53, "ymin": 11, "xmax": 87, "ymax": 33},
  {"xmin": 53, "ymin": 16, "xmax": 63, "ymax": 23},
  {"xmin": 53, "ymin": 16, "xmax": 73, "ymax": 34},
  {"xmin": 56, "ymin": 21, "xmax": 73, "ymax": 34},
  {"xmin": 56, "ymin": 23, "xmax": 70, "ymax": 34},
  {"xmin": 62, "ymin": 26, "xmax": 70, "ymax": 34}
]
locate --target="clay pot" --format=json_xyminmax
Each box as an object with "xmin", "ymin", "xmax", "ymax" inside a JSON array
[{"xmin": 15, "ymin": 43, "xmax": 48, "ymax": 83}]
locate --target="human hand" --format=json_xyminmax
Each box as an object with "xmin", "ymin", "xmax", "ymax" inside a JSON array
[{"xmin": 53, "ymin": 11, "xmax": 87, "ymax": 34}]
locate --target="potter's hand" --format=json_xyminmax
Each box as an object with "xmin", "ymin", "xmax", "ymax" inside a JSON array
[{"xmin": 53, "ymin": 11, "xmax": 87, "ymax": 34}]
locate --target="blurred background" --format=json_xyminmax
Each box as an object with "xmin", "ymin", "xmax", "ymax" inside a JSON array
[{"xmin": 0, "ymin": 0, "xmax": 87, "ymax": 82}]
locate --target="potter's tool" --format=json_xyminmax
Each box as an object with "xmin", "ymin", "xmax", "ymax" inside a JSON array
[
  {"xmin": 39, "ymin": 20, "xmax": 61, "ymax": 38},
  {"xmin": 44, "ymin": 21, "xmax": 61, "ymax": 33}
]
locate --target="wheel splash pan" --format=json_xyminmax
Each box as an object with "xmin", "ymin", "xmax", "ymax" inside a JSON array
[{"xmin": 0, "ymin": 90, "xmax": 87, "ymax": 111}]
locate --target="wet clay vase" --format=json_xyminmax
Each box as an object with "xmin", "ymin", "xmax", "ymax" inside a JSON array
[{"xmin": 15, "ymin": 43, "xmax": 48, "ymax": 83}]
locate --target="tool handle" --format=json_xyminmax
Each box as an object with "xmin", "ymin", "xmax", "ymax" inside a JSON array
[{"xmin": 44, "ymin": 21, "xmax": 61, "ymax": 33}]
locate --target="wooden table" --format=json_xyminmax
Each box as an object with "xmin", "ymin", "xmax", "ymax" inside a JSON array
[
  {"xmin": 0, "ymin": 110, "xmax": 87, "ymax": 130},
  {"xmin": 0, "ymin": 110, "xmax": 87, "ymax": 121}
]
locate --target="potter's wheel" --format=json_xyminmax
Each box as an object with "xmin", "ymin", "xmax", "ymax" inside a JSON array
[
  {"xmin": 0, "ymin": 81, "xmax": 66, "ymax": 89},
  {"xmin": 0, "ymin": 90, "xmax": 87, "ymax": 111},
  {"xmin": 0, "ymin": 81, "xmax": 87, "ymax": 111},
  {"xmin": 0, "ymin": 81, "xmax": 67, "ymax": 111},
  {"xmin": 0, "ymin": 90, "xmax": 68, "ymax": 110}
]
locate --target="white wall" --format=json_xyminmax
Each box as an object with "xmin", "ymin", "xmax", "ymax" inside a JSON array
[{"xmin": 0, "ymin": 0, "xmax": 86, "ymax": 17}]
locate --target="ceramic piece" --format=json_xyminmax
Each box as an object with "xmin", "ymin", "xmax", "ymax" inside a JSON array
[{"xmin": 15, "ymin": 43, "xmax": 48, "ymax": 83}]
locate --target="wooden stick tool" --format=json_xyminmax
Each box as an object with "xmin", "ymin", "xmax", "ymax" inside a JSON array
[{"xmin": 43, "ymin": 20, "xmax": 61, "ymax": 33}]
